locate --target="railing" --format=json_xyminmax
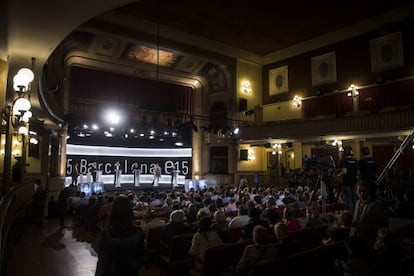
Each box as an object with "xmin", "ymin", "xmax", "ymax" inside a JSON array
[
  {"xmin": 242, "ymin": 109, "xmax": 414, "ymax": 141},
  {"xmin": 0, "ymin": 181, "xmax": 35, "ymax": 275}
]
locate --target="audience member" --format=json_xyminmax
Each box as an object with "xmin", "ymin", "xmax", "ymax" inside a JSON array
[
  {"xmin": 211, "ymin": 210, "xmax": 229, "ymax": 231},
  {"xmin": 274, "ymin": 222, "xmax": 302, "ymax": 257},
  {"xmin": 161, "ymin": 209, "xmax": 188, "ymax": 243},
  {"xmin": 189, "ymin": 217, "xmax": 223, "ymax": 270},
  {"xmin": 236, "ymin": 225, "xmax": 278, "ymax": 274},
  {"xmin": 242, "ymin": 207, "xmax": 268, "ymax": 240},
  {"xmin": 283, "ymin": 206, "xmax": 302, "ymax": 232},
  {"xmin": 95, "ymin": 196, "xmax": 145, "ymax": 276}
]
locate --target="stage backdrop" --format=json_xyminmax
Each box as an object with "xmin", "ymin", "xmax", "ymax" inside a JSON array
[{"xmin": 65, "ymin": 144, "xmax": 192, "ymax": 186}]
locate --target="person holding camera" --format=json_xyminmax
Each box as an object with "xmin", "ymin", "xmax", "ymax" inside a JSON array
[{"xmin": 337, "ymin": 146, "xmax": 359, "ymax": 212}]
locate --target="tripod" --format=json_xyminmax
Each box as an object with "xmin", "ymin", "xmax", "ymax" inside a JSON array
[{"xmin": 308, "ymin": 169, "xmax": 329, "ymax": 213}]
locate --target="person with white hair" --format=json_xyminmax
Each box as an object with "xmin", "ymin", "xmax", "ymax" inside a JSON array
[{"xmin": 161, "ymin": 209, "xmax": 188, "ymax": 243}]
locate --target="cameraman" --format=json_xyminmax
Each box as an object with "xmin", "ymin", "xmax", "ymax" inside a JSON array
[
  {"xmin": 358, "ymin": 147, "xmax": 378, "ymax": 199},
  {"xmin": 337, "ymin": 146, "xmax": 358, "ymax": 212}
]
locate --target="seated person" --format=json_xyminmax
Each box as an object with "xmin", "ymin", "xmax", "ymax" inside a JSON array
[
  {"xmin": 323, "ymin": 210, "xmax": 352, "ymax": 246},
  {"xmin": 161, "ymin": 209, "xmax": 188, "ymax": 243},
  {"xmin": 236, "ymin": 225, "xmax": 278, "ymax": 274},
  {"xmin": 283, "ymin": 206, "xmax": 303, "ymax": 232},
  {"xmin": 228, "ymin": 205, "xmax": 250, "ymax": 229},
  {"xmin": 304, "ymin": 206, "xmax": 325, "ymax": 228},
  {"xmin": 211, "ymin": 210, "xmax": 229, "ymax": 231},
  {"xmin": 242, "ymin": 207, "xmax": 269, "ymax": 240},
  {"xmin": 274, "ymin": 222, "xmax": 302, "ymax": 257},
  {"xmin": 189, "ymin": 217, "xmax": 223, "ymax": 270}
]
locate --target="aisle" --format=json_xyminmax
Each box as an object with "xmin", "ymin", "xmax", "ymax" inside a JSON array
[
  {"xmin": 6, "ymin": 215, "xmax": 160, "ymax": 276},
  {"xmin": 6, "ymin": 217, "xmax": 98, "ymax": 276}
]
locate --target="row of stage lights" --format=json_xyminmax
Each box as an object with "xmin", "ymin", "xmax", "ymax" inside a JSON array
[{"xmin": 68, "ymin": 122, "xmax": 187, "ymax": 146}]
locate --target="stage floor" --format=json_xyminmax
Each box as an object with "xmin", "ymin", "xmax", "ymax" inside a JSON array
[{"xmin": 102, "ymin": 183, "xmax": 183, "ymax": 192}]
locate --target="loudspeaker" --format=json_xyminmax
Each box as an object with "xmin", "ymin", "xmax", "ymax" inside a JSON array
[
  {"xmin": 240, "ymin": 149, "xmax": 248, "ymax": 161},
  {"xmin": 238, "ymin": 98, "xmax": 247, "ymax": 111}
]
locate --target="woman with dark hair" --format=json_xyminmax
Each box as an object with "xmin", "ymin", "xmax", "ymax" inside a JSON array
[
  {"xmin": 95, "ymin": 196, "xmax": 145, "ymax": 276},
  {"xmin": 189, "ymin": 216, "xmax": 222, "ymax": 269}
]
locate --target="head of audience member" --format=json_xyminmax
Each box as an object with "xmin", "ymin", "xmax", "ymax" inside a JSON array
[
  {"xmin": 274, "ymin": 222, "xmax": 289, "ymax": 241},
  {"xmin": 198, "ymin": 216, "xmax": 213, "ymax": 233},
  {"xmin": 197, "ymin": 209, "xmax": 210, "ymax": 221},
  {"xmin": 253, "ymin": 225, "xmax": 269, "ymax": 245},
  {"xmin": 283, "ymin": 206, "xmax": 296, "ymax": 221},
  {"xmin": 214, "ymin": 210, "xmax": 226, "ymax": 223},
  {"xmin": 215, "ymin": 198, "xmax": 224, "ymax": 209},
  {"xmin": 264, "ymin": 208, "xmax": 281, "ymax": 225},
  {"xmin": 246, "ymin": 200, "xmax": 256, "ymax": 211},
  {"xmin": 306, "ymin": 206, "xmax": 321, "ymax": 220},
  {"xmin": 107, "ymin": 196, "xmax": 135, "ymax": 238},
  {"xmin": 248, "ymin": 207, "xmax": 262, "ymax": 220},
  {"xmin": 238, "ymin": 204, "xmax": 248, "ymax": 216},
  {"xmin": 337, "ymin": 210, "xmax": 353, "ymax": 227},
  {"xmin": 266, "ymin": 197, "xmax": 276, "ymax": 208},
  {"xmin": 169, "ymin": 209, "xmax": 185, "ymax": 224},
  {"xmin": 188, "ymin": 203, "xmax": 198, "ymax": 214}
]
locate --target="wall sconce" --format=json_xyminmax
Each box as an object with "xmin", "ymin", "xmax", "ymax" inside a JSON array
[
  {"xmin": 241, "ymin": 80, "xmax": 252, "ymax": 94},
  {"xmin": 292, "ymin": 95, "xmax": 302, "ymax": 108},
  {"xmin": 332, "ymin": 139, "xmax": 344, "ymax": 151},
  {"xmin": 347, "ymin": 84, "xmax": 359, "ymax": 97},
  {"xmin": 248, "ymin": 149, "xmax": 256, "ymax": 161}
]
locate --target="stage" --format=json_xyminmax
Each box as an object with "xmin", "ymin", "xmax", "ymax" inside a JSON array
[{"xmin": 71, "ymin": 178, "xmax": 208, "ymax": 195}]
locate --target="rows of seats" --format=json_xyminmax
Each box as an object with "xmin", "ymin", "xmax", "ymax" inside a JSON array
[
  {"xmin": 250, "ymin": 241, "xmax": 348, "ymax": 276},
  {"xmin": 151, "ymin": 224, "xmax": 334, "ymax": 275}
]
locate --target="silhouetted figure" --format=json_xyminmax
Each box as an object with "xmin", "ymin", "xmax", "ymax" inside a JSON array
[
  {"xmin": 95, "ymin": 196, "xmax": 145, "ymax": 276},
  {"xmin": 32, "ymin": 181, "xmax": 47, "ymax": 227}
]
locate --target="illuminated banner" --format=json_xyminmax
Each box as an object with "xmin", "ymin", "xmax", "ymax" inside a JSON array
[{"xmin": 66, "ymin": 144, "xmax": 192, "ymax": 184}]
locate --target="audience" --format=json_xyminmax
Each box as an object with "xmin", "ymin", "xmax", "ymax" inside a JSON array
[{"xmin": 51, "ymin": 179, "xmax": 406, "ymax": 275}]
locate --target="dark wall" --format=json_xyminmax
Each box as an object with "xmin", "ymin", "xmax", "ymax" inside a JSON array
[{"xmin": 263, "ymin": 17, "xmax": 414, "ymax": 105}]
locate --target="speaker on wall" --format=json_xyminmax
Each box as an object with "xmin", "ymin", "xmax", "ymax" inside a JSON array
[
  {"xmin": 240, "ymin": 149, "xmax": 248, "ymax": 161},
  {"xmin": 238, "ymin": 98, "xmax": 248, "ymax": 111}
]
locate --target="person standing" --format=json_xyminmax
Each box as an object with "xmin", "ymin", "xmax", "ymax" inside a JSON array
[
  {"xmin": 71, "ymin": 162, "xmax": 80, "ymax": 186},
  {"xmin": 131, "ymin": 162, "xmax": 141, "ymax": 187},
  {"xmin": 337, "ymin": 146, "xmax": 359, "ymax": 212},
  {"xmin": 91, "ymin": 162, "xmax": 98, "ymax": 183},
  {"xmin": 95, "ymin": 196, "xmax": 145, "ymax": 276},
  {"xmin": 359, "ymin": 147, "xmax": 378, "ymax": 198},
  {"xmin": 348, "ymin": 181, "xmax": 388, "ymax": 258},
  {"xmin": 113, "ymin": 161, "xmax": 122, "ymax": 188},
  {"xmin": 153, "ymin": 163, "xmax": 161, "ymax": 187},
  {"xmin": 57, "ymin": 184, "xmax": 75, "ymax": 227},
  {"xmin": 32, "ymin": 181, "xmax": 47, "ymax": 227}
]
